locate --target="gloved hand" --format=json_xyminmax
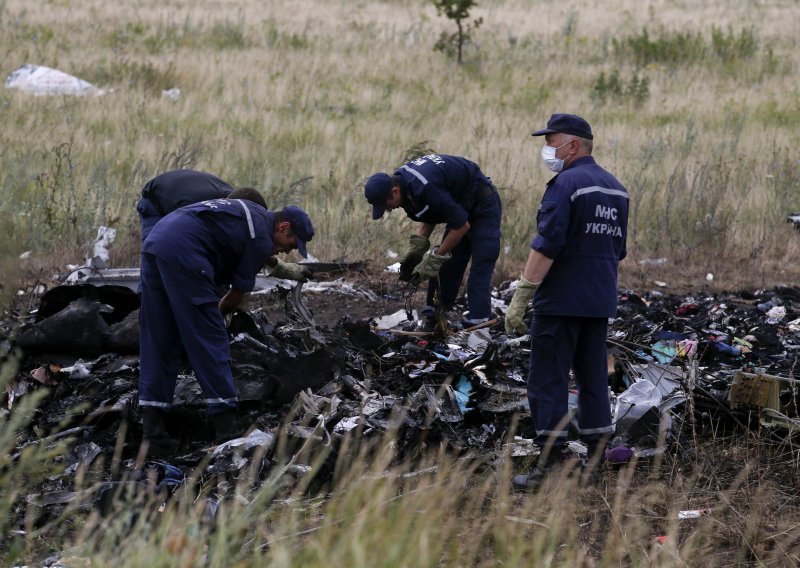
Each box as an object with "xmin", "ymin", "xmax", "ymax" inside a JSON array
[
  {"xmin": 399, "ymin": 234, "xmax": 430, "ymax": 282},
  {"xmin": 271, "ymin": 259, "xmax": 313, "ymax": 282},
  {"xmin": 411, "ymin": 247, "xmax": 452, "ymax": 282},
  {"xmin": 504, "ymin": 275, "xmax": 540, "ymax": 335}
]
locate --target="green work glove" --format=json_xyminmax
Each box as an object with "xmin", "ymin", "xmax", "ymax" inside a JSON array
[
  {"xmin": 504, "ymin": 276, "xmax": 540, "ymax": 335},
  {"xmin": 411, "ymin": 247, "xmax": 452, "ymax": 282},
  {"xmin": 271, "ymin": 259, "xmax": 312, "ymax": 282},
  {"xmin": 399, "ymin": 234, "xmax": 431, "ymax": 282}
]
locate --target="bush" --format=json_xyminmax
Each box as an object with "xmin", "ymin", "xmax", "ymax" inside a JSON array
[
  {"xmin": 711, "ymin": 25, "xmax": 758, "ymax": 62},
  {"xmin": 612, "ymin": 26, "xmax": 760, "ymax": 69},
  {"xmin": 591, "ymin": 69, "xmax": 649, "ymax": 107},
  {"xmin": 612, "ymin": 28, "xmax": 706, "ymax": 66},
  {"xmin": 431, "ymin": 0, "xmax": 483, "ymax": 64}
]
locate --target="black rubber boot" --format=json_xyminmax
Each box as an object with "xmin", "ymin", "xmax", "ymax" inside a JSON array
[
  {"xmin": 511, "ymin": 447, "xmax": 564, "ymax": 492},
  {"xmin": 140, "ymin": 407, "xmax": 178, "ymax": 457},
  {"xmin": 585, "ymin": 438, "xmax": 608, "ymax": 466},
  {"xmin": 419, "ymin": 316, "xmax": 438, "ymax": 332},
  {"xmin": 212, "ymin": 410, "xmax": 239, "ymax": 444}
]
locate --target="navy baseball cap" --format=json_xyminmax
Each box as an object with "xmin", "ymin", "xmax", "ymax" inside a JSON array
[
  {"xmin": 280, "ymin": 205, "xmax": 314, "ymax": 258},
  {"xmin": 364, "ymin": 173, "xmax": 394, "ymax": 220},
  {"xmin": 532, "ymin": 113, "xmax": 593, "ymax": 140}
]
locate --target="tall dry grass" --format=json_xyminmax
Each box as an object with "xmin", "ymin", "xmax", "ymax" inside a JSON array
[
  {"xmin": 1, "ymin": 0, "xmax": 799, "ymax": 288},
  {"xmin": 8, "ymin": 402, "xmax": 800, "ymax": 565},
  {"xmin": 2, "ymin": 1, "xmax": 800, "ymax": 562}
]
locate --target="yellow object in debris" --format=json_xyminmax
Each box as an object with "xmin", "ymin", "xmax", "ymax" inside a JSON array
[{"xmin": 729, "ymin": 370, "xmax": 780, "ymax": 411}]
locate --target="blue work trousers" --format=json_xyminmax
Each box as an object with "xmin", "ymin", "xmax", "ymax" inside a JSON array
[
  {"xmin": 138, "ymin": 252, "xmax": 238, "ymax": 414},
  {"xmin": 527, "ymin": 315, "xmax": 613, "ymax": 447},
  {"xmin": 425, "ymin": 191, "xmax": 501, "ymax": 320}
]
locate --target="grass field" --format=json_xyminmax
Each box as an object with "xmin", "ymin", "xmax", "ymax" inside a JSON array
[
  {"xmin": 2, "ymin": 0, "xmax": 799, "ymax": 291},
  {"xmin": 2, "ymin": 0, "xmax": 800, "ymax": 564}
]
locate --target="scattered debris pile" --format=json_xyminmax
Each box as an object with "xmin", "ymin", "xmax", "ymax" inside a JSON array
[{"xmin": 2, "ymin": 278, "xmax": 800, "ymax": 523}]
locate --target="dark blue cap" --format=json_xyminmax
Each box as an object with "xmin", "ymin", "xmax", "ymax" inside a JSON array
[
  {"xmin": 532, "ymin": 113, "xmax": 593, "ymax": 140},
  {"xmin": 279, "ymin": 205, "xmax": 314, "ymax": 258},
  {"xmin": 364, "ymin": 173, "xmax": 393, "ymax": 220}
]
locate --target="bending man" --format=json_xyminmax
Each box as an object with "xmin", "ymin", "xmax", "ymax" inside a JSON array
[
  {"xmin": 137, "ymin": 169, "xmax": 233, "ymax": 241},
  {"xmin": 137, "ymin": 169, "xmax": 309, "ymax": 281},
  {"xmin": 138, "ymin": 194, "xmax": 315, "ymax": 454},
  {"xmin": 364, "ymin": 153, "xmax": 501, "ymax": 329}
]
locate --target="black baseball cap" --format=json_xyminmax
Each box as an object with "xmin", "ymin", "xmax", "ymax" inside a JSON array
[
  {"xmin": 532, "ymin": 113, "xmax": 593, "ymax": 140},
  {"xmin": 364, "ymin": 172, "xmax": 394, "ymax": 220},
  {"xmin": 279, "ymin": 205, "xmax": 314, "ymax": 258}
]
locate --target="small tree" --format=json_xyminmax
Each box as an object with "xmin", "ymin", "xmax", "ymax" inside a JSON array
[{"xmin": 431, "ymin": 0, "xmax": 482, "ymax": 64}]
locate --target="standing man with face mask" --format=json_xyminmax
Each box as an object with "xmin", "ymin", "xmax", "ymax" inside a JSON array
[{"xmin": 505, "ymin": 114, "xmax": 629, "ymax": 491}]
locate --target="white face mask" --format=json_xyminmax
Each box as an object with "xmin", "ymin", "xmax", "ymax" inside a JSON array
[{"xmin": 541, "ymin": 139, "xmax": 572, "ymax": 173}]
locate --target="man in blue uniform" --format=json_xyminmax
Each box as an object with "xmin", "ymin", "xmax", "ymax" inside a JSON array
[
  {"xmin": 364, "ymin": 154, "xmax": 502, "ymax": 328},
  {"xmin": 138, "ymin": 169, "xmax": 310, "ymax": 280},
  {"xmin": 138, "ymin": 196, "xmax": 315, "ymax": 454},
  {"xmin": 138, "ymin": 169, "xmax": 234, "ymax": 241},
  {"xmin": 505, "ymin": 114, "xmax": 628, "ymax": 490}
]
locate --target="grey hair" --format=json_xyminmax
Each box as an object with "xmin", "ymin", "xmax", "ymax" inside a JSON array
[
  {"xmin": 577, "ymin": 136, "xmax": 593, "ymax": 154},
  {"xmin": 562, "ymin": 135, "xmax": 593, "ymax": 154}
]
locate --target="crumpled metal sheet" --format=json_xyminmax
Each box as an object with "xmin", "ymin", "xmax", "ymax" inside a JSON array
[
  {"xmin": 17, "ymin": 298, "xmax": 113, "ymax": 355},
  {"xmin": 212, "ymin": 429, "xmax": 276, "ymax": 458},
  {"xmin": 289, "ymin": 281, "xmax": 316, "ymax": 327},
  {"xmin": 8, "ymin": 279, "xmax": 800, "ymax": 521}
]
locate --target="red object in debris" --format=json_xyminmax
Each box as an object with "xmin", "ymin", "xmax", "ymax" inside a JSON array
[
  {"xmin": 674, "ymin": 303, "xmax": 699, "ymax": 316},
  {"xmin": 29, "ymin": 365, "xmax": 58, "ymax": 385},
  {"xmin": 655, "ymin": 535, "xmax": 668, "ymax": 545}
]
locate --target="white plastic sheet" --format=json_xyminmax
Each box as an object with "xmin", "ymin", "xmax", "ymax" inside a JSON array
[
  {"xmin": 613, "ymin": 379, "xmax": 662, "ymax": 431},
  {"xmin": 5, "ymin": 64, "xmax": 103, "ymax": 96}
]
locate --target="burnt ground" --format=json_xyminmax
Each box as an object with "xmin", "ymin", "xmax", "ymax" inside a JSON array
[
  {"xmin": 4, "ymin": 264, "xmax": 800, "ymax": 563},
  {"xmin": 254, "ymin": 269, "xmax": 416, "ymax": 325}
]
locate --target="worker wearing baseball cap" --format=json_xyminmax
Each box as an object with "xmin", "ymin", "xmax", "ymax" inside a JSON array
[
  {"xmin": 138, "ymin": 196, "xmax": 315, "ymax": 455},
  {"xmin": 365, "ymin": 153, "xmax": 502, "ymax": 329},
  {"xmin": 506, "ymin": 113, "xmax": 629, "ymax": 491}
]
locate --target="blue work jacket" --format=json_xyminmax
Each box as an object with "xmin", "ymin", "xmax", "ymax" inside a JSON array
[
  {"xmin": 395, "ymin": 154, "xmax": 493, "ymax": 229},
  {"xmin": 143, "ymin": 199, "xmax": 274, "ymax": 296},
  {"xmin": 531, "ymin": 156, "xmax": 628, "ymax": 318}
]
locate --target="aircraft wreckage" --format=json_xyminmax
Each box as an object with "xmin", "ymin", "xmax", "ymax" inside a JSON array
[{"xmin": 2, "ymin": 266, "xmax": 800, "ymax": 519}]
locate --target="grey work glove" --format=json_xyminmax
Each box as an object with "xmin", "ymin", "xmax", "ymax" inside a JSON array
[
  {"xmin": 504, "ymin": 275, "xmax": 540, "ymax": 335},
  {"xmin": 399, "ymin": 234, "xmax": 430, "ymax": 282},
  {"xmin": 271, "ymin": 259, "xmax": 313, "ymax": 282},
  {"xmin": 411, "ymin": 247, "xmax": 452, "ymax": 282}
]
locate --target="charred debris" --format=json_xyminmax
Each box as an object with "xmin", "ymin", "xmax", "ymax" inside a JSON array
[{"xmin": 2, "ymin": 273, "xmax": 800, "ymax": 519}]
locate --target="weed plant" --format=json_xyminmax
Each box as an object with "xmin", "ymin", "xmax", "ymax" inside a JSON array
[{"xmin": 590, "ymin": 68, "xmax": 650, "ymax": 107}]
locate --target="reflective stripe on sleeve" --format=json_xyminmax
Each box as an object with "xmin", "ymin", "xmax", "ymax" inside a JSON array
[
  {"xmin": 400, "ymin": 164, "xmax": 429, "ymax": 184},
  {"xmin": 236, "ymin": 199, "xmax": 256, "ymax": 238},
  {"xmin": 570, "ymin": 186, "xmax": 628, "ymax": 202},
  {"xmin": 139, "ymin": 399, "xmax": 172, "ymax": 408}
]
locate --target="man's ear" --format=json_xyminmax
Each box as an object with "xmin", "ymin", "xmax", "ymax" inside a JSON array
[{"xmin": 276, "ymin": 221, "xmax": 291, "ymax": 233}]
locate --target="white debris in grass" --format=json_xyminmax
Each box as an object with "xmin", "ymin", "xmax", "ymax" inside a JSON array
[{"xmin": 5, "ymin": 64, "xmax": 105, "ymax": 96}]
